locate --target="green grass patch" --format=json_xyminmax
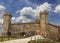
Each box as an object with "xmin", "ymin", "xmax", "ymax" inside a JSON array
[
  {"xmin": 0, "ymin": 37, "xmax": 17, "ymax": 42},
  {"xmin": 28, "ymin": 39, "xmax": 59, "ymax": 43}
]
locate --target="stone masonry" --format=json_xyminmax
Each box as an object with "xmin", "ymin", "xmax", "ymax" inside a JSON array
[{"xmin": 2, "ymin": 10, "xmax": 60, "ymax": 40}]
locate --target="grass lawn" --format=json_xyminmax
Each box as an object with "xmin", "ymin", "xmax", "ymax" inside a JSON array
[
  {"xmin": 28, "ymin": 39, "xmax": 60, "ymax": 43},
  {"xmin": 0, "ymin": 37, "xmax": 17, "ymax": 42}
]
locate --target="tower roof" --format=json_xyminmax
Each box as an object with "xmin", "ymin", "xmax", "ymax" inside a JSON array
[
  {"xmin": 4, "ymin": 12, "xmax": 12, "ymax": 17},
  {"xmin": 40, "ymin": 10, "xmax": 48, "ymax": 14}
]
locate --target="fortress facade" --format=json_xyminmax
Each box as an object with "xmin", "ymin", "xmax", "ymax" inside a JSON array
[{"xmin": 1, "ymin": 11, "xmax": 60, "ymax": 40}]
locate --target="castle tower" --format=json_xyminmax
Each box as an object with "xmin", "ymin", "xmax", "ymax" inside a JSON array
[
  {"xmin": 40, "ymin": 10, "xmax": 48, "ymax": 37},
  {"xmin": 2, "ymin": 13, "xmax": 12, "ymax": 37}
]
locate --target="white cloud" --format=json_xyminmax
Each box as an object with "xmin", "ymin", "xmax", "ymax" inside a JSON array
[
  {"xmin": 16, "ymin": 2, "xmax": 52, "ymax": 23},
  {"xmin": 16, "ymin": 7, "xmax": 38, "ymax": 23},
  {"xmin": 15, "ymin": 16, "xmax": 32, "ymax": 23},
  {"xmin": 0, "ymin": 19, "xmax": 3, "ymax": 24},
  {"xmin": 0, "ymin": 5, "xmax": 5, "ymax": 24},
  {"xmin": 54, "ymin": 5, "xmax": 60, "ymax": 13},
  {"xmin": 0, "ymin": 5, "xmax": 5, "ymax": 18},
  {"xmin": 16, "ymin": 7, "xmax": 39, "ymax": 23},
  {"xmin": 11, "ymin": 17, "xmax": 16, "ymax": 23},
  {"xmin": 11, "ymin": 16, "xmax": 32, "ymax": 23},
  {"xmin": 36, "ymin": 2, "xmax": 51, "ymax": 13},
  {"xmin": 12, "ymin": 17, "xmax": 16, "ymax": 20},
  {"xmin": 20, "ymin": 7, "xmax": 37, "ymax": 17},
  {"xmin": 0, "ymin": 5, "xmax": 5, "ymax": 11},
  {"xmin": 0, "ymin": 5, "xmax": 5, "ymax": 14}
]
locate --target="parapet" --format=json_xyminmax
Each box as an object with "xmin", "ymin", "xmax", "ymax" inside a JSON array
[
  {"xmin": 40, "ymin": 10, "xmax": 48, "ymax": 15},
  {"xmin": 4, "ymin": 12, "xmax": 12, "ymax": 17}
]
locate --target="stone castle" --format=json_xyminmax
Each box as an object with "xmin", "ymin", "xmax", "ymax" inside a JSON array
[{"xmin": 2, "ymin": 11, "xmax": 60, "ymax": 40}]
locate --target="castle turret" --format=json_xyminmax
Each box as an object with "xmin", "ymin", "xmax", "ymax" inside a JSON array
[
  {"xmin": 40, "ymin": 10, "xmax": 48, "ymax": 37},
  {"xmin": 2, "ymin": 13, "xmax": 12, "ymax": 37}
]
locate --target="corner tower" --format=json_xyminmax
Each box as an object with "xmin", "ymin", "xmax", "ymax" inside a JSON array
[
  {"xmin": 40, "ymin": 10, "xmax": 48, "ymax": 37},
  {"xmin": 2, "ymin": 13, "xmax": 12, "ymax": 37}
]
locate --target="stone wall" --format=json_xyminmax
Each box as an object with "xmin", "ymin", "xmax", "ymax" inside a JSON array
[
  {"xmin": 10, "ymin": 22, "xmax": 40, "ymax": 37},
  {"xmin": 48, "ymin": 23, "xmax": 59, "ymax": 40},
  {"xmin": 10, "ymin": 22, "xmax": 60, "ymax": 39},
  {"xmin": 2, "ymin": 11, "xmax": 60, "ymax": 39}
]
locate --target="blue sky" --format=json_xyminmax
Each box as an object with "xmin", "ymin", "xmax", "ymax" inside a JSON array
[{"xmin": 0, "ymin": 0, "xmax": 60, "ymax": 32}]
